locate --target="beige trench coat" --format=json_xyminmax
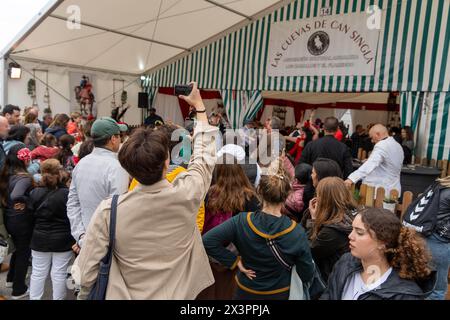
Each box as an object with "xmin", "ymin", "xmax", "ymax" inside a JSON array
[{"xmin": 75, "ymin": 123, "xmax": 218, "ymax": 299}]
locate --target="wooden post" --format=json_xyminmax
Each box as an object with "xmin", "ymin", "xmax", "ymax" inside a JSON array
[
  {"xmin": 430, "ymin": 159, "xmax": 436, "ymax": 167},
  {"xmin": 390, "ymin": 189, "xmax": 400, "ymax": 215},
  {"xmin": 359, "ymin": 184, "xmax": 367, "ymax": 206},
  {"xmin": 415, "ymin": 157, "xmax": 421, "ymax": 165},
  {"xmin": 365, "ymin": 186, "xmax": 375, "ymax": 207},
  {"xmin": 358, "ymin": 148, "xmax": 363, "ymax": 160},
  {"xmin": 400, "ymin": 191, "xmax": 414, "ymax": 220},
  {"xmin": 442, "ymin": 160, "xmax": 449, "ymax": 178},
  {"xmin": 422, "ymin": 158, "xmax": 429, "ymax": 166},
  {"xmin": 437, "ymin": 160, "xmax": 443, "ymax": 170},
  {"xmin": 375, "ymin": 187, "xmax": 385, "ymax": 208}
]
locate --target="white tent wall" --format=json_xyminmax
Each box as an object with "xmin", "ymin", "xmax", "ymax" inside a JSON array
[
  {"xmin": 152, "ymin": 93, "xmax": 183, "ymax": 126},
  {"xmin": 6, "ymin": 59, "xmax": 142, "ymax": 125}
]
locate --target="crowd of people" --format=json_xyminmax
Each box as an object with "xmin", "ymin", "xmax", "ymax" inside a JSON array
[{"xmin": 0, "ymin": 84, "xmax": 448, "ymax": 301}]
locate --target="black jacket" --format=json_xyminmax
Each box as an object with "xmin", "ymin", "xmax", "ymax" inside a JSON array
[
  {"xmin": 300, "ymin": 135, "xmax": 353, "ymax": 178},
  {"xmin": 30, "ymin": 186, "xmax": 75, "ymax": 252},
  {"xmin": 320, "ymin": 253, "xmax": 436, "ymax": 300},
  {"xmin": 0, "ymin": 142, "xmax": 5, "ymax": 171},
  {"xmin": 435, "ymin": 187, "xmax": 450, "ymax": 241},
  {"xmin": 307, "ymin": 214, "xmax": 353, "ymax": 282}
]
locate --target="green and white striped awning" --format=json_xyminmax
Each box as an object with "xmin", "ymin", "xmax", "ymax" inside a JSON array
[
  {"xmin": 146, "ymin": 0, "xmax": 450, "ymax": 93},
  {"xmin": 401, "ymin": 92, "xmax": 450, "ymax": 162}
]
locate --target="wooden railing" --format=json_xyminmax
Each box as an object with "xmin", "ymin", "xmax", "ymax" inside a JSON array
[{"xmin": 351, "ymin": 183, "xmax": 414, "ymax": 219}]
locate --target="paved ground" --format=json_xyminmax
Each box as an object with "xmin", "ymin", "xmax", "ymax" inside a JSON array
[{"xmin": 0, "ymin": 254, "xmax": 76, "ymax": 300}]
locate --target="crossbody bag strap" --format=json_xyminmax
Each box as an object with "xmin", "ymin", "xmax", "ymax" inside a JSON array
[
  {"xmin": 104, "ymin": 195, "xmax": 119, "ymax": 266},
  {"xmin": 267, "ymin": 239, "xmax": 292, "ymax": 271}
]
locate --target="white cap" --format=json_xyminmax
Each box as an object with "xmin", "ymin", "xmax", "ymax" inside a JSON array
[{"xmin": 217, "ymin": 144, "xmax": 246, "ymax": 162}]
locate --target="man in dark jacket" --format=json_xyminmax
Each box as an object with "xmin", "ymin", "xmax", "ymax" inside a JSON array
[
  {"xmin": 300, "ymin": 117, "xmax": 353, "ymax": 178},
  {"xmin": 144, "ymin": 108, "xmax": 164, "ymax": 127}
]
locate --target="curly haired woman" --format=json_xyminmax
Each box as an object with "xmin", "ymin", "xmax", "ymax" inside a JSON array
[{"xmin": 321, "ymin": 208, "xmax": 436, "ymax": 300}]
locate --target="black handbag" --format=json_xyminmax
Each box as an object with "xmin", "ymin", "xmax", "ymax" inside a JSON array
[{"xmin": 87, "ymin": 195, "xmax": 119, "ymax": 300}]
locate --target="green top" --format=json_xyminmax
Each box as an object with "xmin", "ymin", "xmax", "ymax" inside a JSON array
[{"xmin": 202, "ymin": 211, "xmax": 314, "ymax": 295}]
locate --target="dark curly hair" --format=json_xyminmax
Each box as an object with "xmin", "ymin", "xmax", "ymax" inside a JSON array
[{"xmin": 359, "ymin": 208, "xmax": 432, "ymax": 280}]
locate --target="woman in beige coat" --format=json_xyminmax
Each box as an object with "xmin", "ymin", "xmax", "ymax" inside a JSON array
[{"xmin": 73, "ymin": 82, "xmax": 218, "ymax": 299}]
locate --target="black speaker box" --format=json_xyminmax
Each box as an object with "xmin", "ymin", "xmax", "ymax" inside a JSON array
[{"xmin": 138, "ymin": 92, "xmax": 149, "ymax": 108}]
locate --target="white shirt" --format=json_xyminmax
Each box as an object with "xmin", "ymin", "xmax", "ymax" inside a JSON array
[
  {"xmin": 67, "ymin": 147, "xmax": 130, "ymax": 245},
  {"xmin": 348, "ymin": 136, "xmax": 404, "ymax": 194},
  {"xmin": 342, "ymin": 268, "xmax": 393, "ymax": 300}
]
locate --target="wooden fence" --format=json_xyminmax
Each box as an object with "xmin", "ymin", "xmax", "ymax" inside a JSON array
[{"xmin": 351, "ymin": 183, "xmax": 414, "ymax": 219}]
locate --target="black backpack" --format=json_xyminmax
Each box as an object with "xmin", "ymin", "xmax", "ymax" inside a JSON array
[{"xmin": 402, "ymin": 182, "xmax": 442, "ymax": 236}]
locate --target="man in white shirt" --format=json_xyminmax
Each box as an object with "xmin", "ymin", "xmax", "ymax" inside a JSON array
[
  {"xmin": 67, "ymin": 117, "xmax": 130, "ymax": 252},
  {"xmin": 345, "ymin": 124, "xmax": 404, "ymax": 194}
]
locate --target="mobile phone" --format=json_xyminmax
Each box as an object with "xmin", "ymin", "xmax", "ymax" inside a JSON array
[{"xmin": 174, "ymin": 84, "xmax": 193, "ymax": 97}]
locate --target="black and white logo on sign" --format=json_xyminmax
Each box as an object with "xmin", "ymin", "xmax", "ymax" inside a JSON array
[{"xmin": 307, "ymin": 31, "xmax": 330, "ymax": 56}]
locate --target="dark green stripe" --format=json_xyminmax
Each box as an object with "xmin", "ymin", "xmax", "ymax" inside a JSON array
[
  {"xmin": 438, "ymin": 4, "xmax": 450, "ymax": 91},
  {"xmin": 263, "ymin": 15, "xmax": 272, "ymax": 91},
  {"xmin": 344, "ymin": 76, "xmax": 350, "ymax": 92},
  {"xmin": 336, "ymin": 0, "xmax": 342, "ymax": 14},
  {"xmin": 230, "ymin": 33, "xmax": 237, "ymax": 89},
  {"xmin": 235, "ymin": 28, "xmax": 243, "ymax": 89},
  {"xmin": 437, "ymin": 93, "xmax": 449, "ymax": 159},
  {"xmin": 336, "ymin": 76, "xmax": 341, "ymax": 92},
  {"xmin": 412, "ymin": 92, "xmax": 422, "ymax": 132},
  {"xmin": 293, "ymin": 0, "xmax": 298, "ymax": 20},
  {"xmin": 427, "ymin": 0, "xmax": 444, "ymax": 92},
  {"xmin": 300, "ymin": 0, "xmax": 305, "ymax": 17},
  {"xmin": 257, "ymin": 18, "xmax": 265, "ymax": 90},
  {"xmin": 307, "ymin": 0, "xmax": 312, "ymax": 17},
  {"xmin": 251, "ymin": 21, "xmax": 258, "ymax": 90},
  {"xmin": 387, "ymin": 0, "xmax": 402, "ymax": 91},
  {"xmin": 246, "ymin": 24, "xmax": 253, "ymax": 91},
  {"xmin": 417, "ymin": 0, "xmax": 433, "ymax": 91},
  {"xmin": 407, "ymin": 0, "xmax": 423, "ymax": 91},
  {"xmin": 427, "ymin": 93, "xmax": 440, "ymax": 159},
  {"xmin": 360, "ymin": 0, "xmax": 366, "ymax": 11},
  {"xmin": 397, "ymin": 0, "xmax": 412, "ymax": 91},
  {"xmin": 225, "ymin": 35, "xmax": 232, "ymax": 89},
  {"xmin": 344, "ymin": 0, "xmax": 350, "ymax": 13},
  {"xmin": 352, "ymin": 0, "xmax": 358, "ymax": 12},
  {"xmin": 213, "ymin": 41, "xmax": 218, "ymax": 89}
]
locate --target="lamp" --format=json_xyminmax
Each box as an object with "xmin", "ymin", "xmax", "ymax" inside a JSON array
[{"xmin": 8, "ymin": 62, "xmax": 22, "ymax": 79}]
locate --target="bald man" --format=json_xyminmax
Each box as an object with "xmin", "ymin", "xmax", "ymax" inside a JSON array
[
  {"xmin": 345, "ymin": 124, "xmax": 404, "ymax": 194},
  {"xmin": 0, "ymin": 115, "xmax": 10, "ymax": 169}
]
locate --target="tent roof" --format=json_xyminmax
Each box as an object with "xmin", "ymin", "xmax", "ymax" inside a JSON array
[{"xmin": 3, "ymin": 0, "xmax": 288, "ymax": 76}]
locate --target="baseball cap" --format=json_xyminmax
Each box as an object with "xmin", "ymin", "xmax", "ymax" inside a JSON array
[{"xmin": 91, "ymin": 117, "xmax": 128, "ymax": 138}]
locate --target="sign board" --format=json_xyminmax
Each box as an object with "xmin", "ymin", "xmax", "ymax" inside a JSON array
[{"xmin": 267, "ymin": 12, "xmax": 381, "ymax": 77}]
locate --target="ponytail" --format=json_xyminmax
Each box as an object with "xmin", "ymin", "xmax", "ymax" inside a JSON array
[
  {"xmin": 360, "ymin": 208, "xmax": 432, "ymax": 281},
  {"xmin": 388, "ymin": 227, "xmax": 432, "ymax": 280}
]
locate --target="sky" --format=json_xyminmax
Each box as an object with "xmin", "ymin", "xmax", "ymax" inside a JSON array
[{"xmin": 0, "ymin": 0, "xmax": 51, "ymax": 54}]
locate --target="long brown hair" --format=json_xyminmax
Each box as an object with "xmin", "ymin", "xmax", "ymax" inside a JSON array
[
  {"xmin": 360, "ymin": 208, "xmax": 432, "ymax": 280},
  {"xmin": 311, "ymin": 177, "xmax": 357, "ymax": 240},
  {"xmin": 40, "ymin": 159, "xmax": 62, "ymax": 189},
  {"xmin": 207, "ymin": 163, "xmax": 256, "ymax": 213}
]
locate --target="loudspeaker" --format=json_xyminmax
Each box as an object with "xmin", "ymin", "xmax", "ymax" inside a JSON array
[{"xmin": 138, "ymin": 92, "xmax": 149, "ymax": 109}]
